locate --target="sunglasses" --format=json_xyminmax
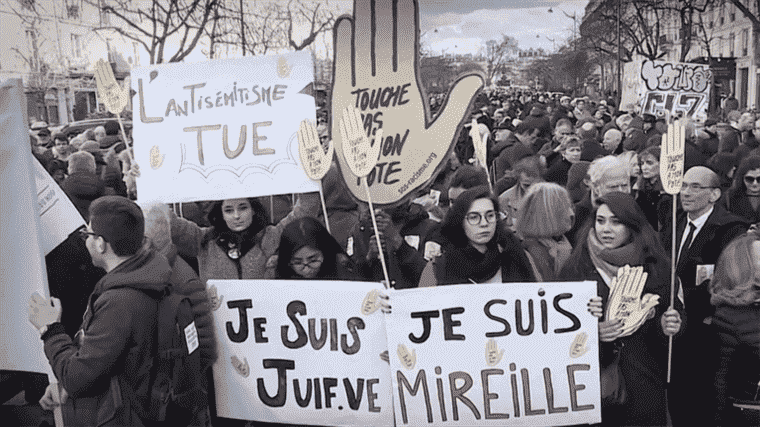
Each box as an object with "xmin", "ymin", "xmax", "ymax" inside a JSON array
[{"xmin": 744, "ymin": 176, "xmax": 760, "ymax": 184}]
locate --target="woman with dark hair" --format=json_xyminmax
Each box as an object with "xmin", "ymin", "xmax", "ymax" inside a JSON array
[
  {"xmin": 634, "ymin": 145, "xmax": 671, "ymax": 231},
  {"xmin": 559, "ymin": 192, "xmax": 683, "ymax": 426},
  {"xmin": 727, "ymin": 155, "xmax": 760, "ymax": 223},
  {"xmin": 169, "ymin": 194, "xmax": 319, "ymax": 283},
  {"xmin": 710, "ymin": 227, "xmax": 760, "ymax": 426},
  {"xmin": 275, "ymin": 217, "xmax": 356, "ymax": 280},
  {"xmin": 420, "ymin": 185, "xmax": 535, "ymax": 286}
]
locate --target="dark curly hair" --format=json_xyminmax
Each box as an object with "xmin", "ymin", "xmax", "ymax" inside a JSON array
[
  {"xmin": 276, "ymin": 217, "xmax": 348, "ymax": 279},
  {"xmin": 201, "ymin": 198, "xmax": 269, "ymax": 247},
  {"xmin": 441, "ymin": 185, "xmax": 503, "ymax": 248}
]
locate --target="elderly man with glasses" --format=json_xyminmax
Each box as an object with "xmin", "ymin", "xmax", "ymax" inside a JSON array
[{"xmin": 662, "ymin": 166, "xmax": 750, "ymax": 426}]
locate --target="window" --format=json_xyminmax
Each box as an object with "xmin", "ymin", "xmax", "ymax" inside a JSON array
[
  {"xmin": 132, "ymin": 42, "xmax": 140, "ymax": 66},
  {"xmin": 742, "ymin": 29, "xmax": 749, "ymax": 56},
  {"xmin": 67, "ymin": 5, "xmax": 79, "ymax": 19},
  {"xmin": 730, "ymin": 12, "xmax": 735, "ymax": 22},
  {"xmin": 730, "ymin": 33, "xmax": 735, "ymax": 57},
  {"xmin": 18, "ymin": 0, "xmax": 34, "ymax": 11},
  {"xmin": 71, "ymin": 34, "xmax": 82, "ymax": 58}
]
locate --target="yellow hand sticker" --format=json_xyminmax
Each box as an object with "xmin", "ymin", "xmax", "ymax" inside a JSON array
[
  {"xmin": 208, "ymin": 285, "xmax": 223, "ymax": 312},
  {"xmin": 231, "ymin": 355, "xmax": 250, "ymax": 378},
  {"xmin": 569, "ymin": 332, "xmax": 589, "ymax": 358},
  {"xmin": 361, "ymin": 289, "xmax": 381, "ymax": 315},
  {"xmin": 397, "ymin": 343, "xmax": 416, "ymax": 370},
  {"xmin": 277, "ymin": 56, "xmax": 291, "ymax": 79},
  {"xmin": 149, "ymin": 145, "xmax": 164, "ymax": 170},
  {"xmin": 485, "ymin": 338, "xmax": 504, "ymax": 367}
]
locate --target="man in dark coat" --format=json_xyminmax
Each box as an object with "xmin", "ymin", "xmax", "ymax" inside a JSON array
[
  {"xmin": 662, "ymin": 166, "xmax": 750, "ymax": 426},
  {"xmin": 29, "ymin": 196, "xmax": 173, "ymax": 426}
]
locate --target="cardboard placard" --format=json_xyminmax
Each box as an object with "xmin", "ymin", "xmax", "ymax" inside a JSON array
[
  {"xmin": 637, "ymin": 60, "xmax": 712, "ymax": 121},
  {"xmin": 209, "ymin": 280, "xmax": 393, "ymax": 426},
  {"xmin": 660, "ymin": 118, "xmax": 686, "ymax": 194},
  {"xmin": 330, "ymin": 0, "xmax": 484, "ymax": 206},
  {"xmin": 0, "ymin": 78, "xmax": 53, "ymax": 375},
  {"xmin": 385, "ymin": 282, "xmax": 601, "ymax": 426},
  {"xmin": 32, "ymin": 157, "xmax": 86, "ymax": 255},
  {"xmin": 131, "ymin": 52, "xmax": 320, "ymax": 202}
]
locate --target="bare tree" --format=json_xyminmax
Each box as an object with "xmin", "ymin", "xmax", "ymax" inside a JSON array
[
  {"xmin": 284, "ymin": 0, "xmax": 335, "ymax": 51},
  {"xmin": 481, "ymin": 35, "xmax": 518, "ymax": 86},
  {"xmin": 89, "ymin": 0, "xmax": 218, "ymax": 64}
]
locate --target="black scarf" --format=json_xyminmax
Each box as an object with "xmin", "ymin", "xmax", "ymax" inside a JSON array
[
  {"xmin": 438, "ymin": 242, "xmax": 502, "ymax": 285},
  {"xmin": 215, "ymin": 227, "xmax": 259, "ymax": 260}
]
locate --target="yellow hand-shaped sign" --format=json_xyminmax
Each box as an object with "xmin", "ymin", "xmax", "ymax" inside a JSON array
[
  {"xmin": 361, "ymin": 289, "xmax": 381, "ymax": 315},
  {"xmin": 298, "ymin": 119, "xmax": 333, "ymax": 180},
  {"xmin": 231, "ymin": 355, "xmax": 250, "ymax": 378},
  {"xmin": 569, "ymin": 332, "xmax": 589, "ymax": 358},
  {"xmin": 606, "ymin": 265, "xmax": 649, "ymax": 322},
  {"xmin": 470, "ymin": 119, "xmax": 488, "ymax": 170},
  {"xmin": 485, "ymin": 338, "xmax": 504, "ymax": 367},
  {"xmin": 208, "ymin": 285, "xmax": 223, "ymax": 312},
  {"xmin": 149, "ymin": 145, "xmax": 164, "ymax": 170},
  {"xmin": 660, "ymin": 118, "xmax": 686, "ymax": 195},
  {"xmin": 618, "ymin": 293, "xmax": 660, "ymax": 338},
  {"xmin": 397, "ymin": 343, "xmax": 416, "ymax": 370},
  {"xmin": 94, "ymin": 59, "xmax": 128, "ymax": 115},
  {"xmin": 331, "ymin": 0, "xmax": 484, "ymax": 205},
  {"xmin": 339, "ymin": 106, "xmax": 383, "ymax": 179}
]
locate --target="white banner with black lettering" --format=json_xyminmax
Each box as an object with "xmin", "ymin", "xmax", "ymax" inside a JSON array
[
  {"xmin": 385, "ymin": 282, "xmax": 601, "ymax": 426},
  {"xmin": 209, "ymin": 280, "xmax": 394, "ymax": 426}
]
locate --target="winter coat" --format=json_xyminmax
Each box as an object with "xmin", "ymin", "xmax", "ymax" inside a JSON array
[{"xmin": 43, "ymin": 245, "xmax": 172, "ymax": 426}]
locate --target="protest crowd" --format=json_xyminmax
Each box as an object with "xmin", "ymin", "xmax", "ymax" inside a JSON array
[{"xmin": 15, "ymin": 85, "xmax": 760, "ymax": 427}]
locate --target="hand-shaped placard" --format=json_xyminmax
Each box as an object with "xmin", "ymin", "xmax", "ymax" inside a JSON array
[
  {"xmin": 339, "ymin": 106, "xmax": 383, "ymax": 178},
  {"xmin": 485, "ymin": 338, "xmax": 504, "ymax": 367},
  {"xmin": 397, "ymin": 343, "xmax": 416, "ymax": 370},
  {"xmin": 298, "ymin": 119, "xmax": 334, "ymax": 180},
  {"xmin": 618, "ymin": 293, "xmax": 660, "ymax": 338},
  {"xmin": 94, "ymin": 59, "xmax": 129, "ymax": 115},
  {"xmin": 331, "ymin": 0, "xmax": 484, "ymax": 205},
  {"xmin": 660, "ymin": 118, "xmax": 686, "ymax": 194},
  {"xmin": 470, "ymin": 119, "xmax": 488, "ymax": 170},
  {"xmin": 606, "ymin": 265, "xmax": 647, "ymax": 322}
]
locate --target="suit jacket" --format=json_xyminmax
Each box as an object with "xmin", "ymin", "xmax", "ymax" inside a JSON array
[{"xmin": 661, "ymin": 205, "xmax": 749, "ymax": 324}]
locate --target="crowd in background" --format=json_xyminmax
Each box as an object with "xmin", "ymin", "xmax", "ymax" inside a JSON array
[{"xmin": 22, "ymin": 87, "xmax": 760, "ymax": 426}]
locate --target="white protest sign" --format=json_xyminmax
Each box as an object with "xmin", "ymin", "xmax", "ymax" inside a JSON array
[
  {"xmin": 638, "ymin": 60, "xmax": 712, "ymax": 121},
  {"xmin": 0, "ymin": 78, "xmax": 53, "ymax": 375},
  {"xmin": 209, "ymin": 280, "xmax": 394, "ymax": 426},
  {"xmin": 32, "ymin": 157, "xmax": 86, "ymax": 255},
  {"xmin": 385, "ymin": 282, "xmax": 601, "ymax": 426},
  {"xmin": 132, "ymin": 52, "xmax": 319, "ymax": 202},
  {"xmin": 660, "ymin": 118, "xmax": 686, "ymax": 195}
]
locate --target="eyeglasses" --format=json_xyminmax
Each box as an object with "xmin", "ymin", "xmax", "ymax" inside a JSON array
[
  {"xmin": 77, "ymin": 228, "xmax": 98, "ymax": 241},
  {"xmin": 681, "ymin": 183, "xmax": 717, "ymax": 192},
  {"xmin": 745, "ymin": 176, "xmax": 760, "ymax": 184},
  {"xmin": 289, "ymin": 256, "xmax": 324, "ymax": 270},
  {"xmin": 465, "ymin": 211, "xmax": 497, "ymax": 225}
]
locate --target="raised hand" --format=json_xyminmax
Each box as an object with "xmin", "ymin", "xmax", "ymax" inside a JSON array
[
  {"xmin": 94, "ymin": 59, "xmax": 129, "ymax": 115},
  {"xmin": 660, "ymin": 118, "xmax": 686, "ymax": 195},
  {"xmin": 298, "ymin": 119, "xmax": 334, "ymax": 180},
  {"xmin": 485, "ymin": 338, "xmax": 504, "ymax": 367},
  {"xmin": 331, "ymin": 0, "xmax": 484, "ymax": 205}
]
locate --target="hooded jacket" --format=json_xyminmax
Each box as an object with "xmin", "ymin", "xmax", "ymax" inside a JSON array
[{"xmin": 43, "ymin": 244, "xmax": 172, "ymax": 426}]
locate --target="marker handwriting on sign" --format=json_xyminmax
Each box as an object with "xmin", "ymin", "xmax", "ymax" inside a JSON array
[
  {"xmin": 660, "ymin": 119, "xmax": 686, "ymax": 194},
  {"xmin": 298, "ymin": 119, "xmax": 333, "ymax": 181},
  {"xmin": 94, "ymin": 59, "xmax": 128, "ymax": 115}
]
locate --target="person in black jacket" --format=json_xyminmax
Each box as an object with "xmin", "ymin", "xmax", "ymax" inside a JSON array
[{"xmin": 727, "ymin": 155, "xmax": 760, "ymax": 224}]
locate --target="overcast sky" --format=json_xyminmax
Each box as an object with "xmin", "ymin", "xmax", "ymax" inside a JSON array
[{"xmin": 416, "ymin": 0, "xmax": 590, "ymax": 54}]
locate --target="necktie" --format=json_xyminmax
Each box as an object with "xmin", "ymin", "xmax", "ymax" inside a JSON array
[{"xmin": 677, "ymin": 222, "xmax": 696, "ymax": 267}]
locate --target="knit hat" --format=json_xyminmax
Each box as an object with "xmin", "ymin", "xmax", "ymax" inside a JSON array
[
  {"xmin": 80, "ymin": 141, "xmax": 101, "ymax": 153},
  {"xmin": 67, "ymin": 151, "xmax": 96, "ymax": 175}
]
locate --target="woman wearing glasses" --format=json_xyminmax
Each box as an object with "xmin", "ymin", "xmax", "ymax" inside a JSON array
[
  {"xmin": 275, "ymin": 217, "xmax": 357, "ymax": 280},
  {"xmin": 559, "ymin": 192, "xmax": 682, "ymax": 426},
  {"xmin": 420, "ymin": 185, "xmax": 535, "ymax": 286},
  {"xmin": 169, "ymin": 195, "xmax": 319, "ymax": 283},
  {"xmin": 727, "ymin": 155, "xmax": 760, "ymax": 224}
]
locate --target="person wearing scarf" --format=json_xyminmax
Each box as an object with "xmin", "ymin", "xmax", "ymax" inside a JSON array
[
  {"xmin": 560, "ymin": 192, "xmax": 683, "ymax": 427},
  {"xmin": 634, "ymin": 146, "xmax": 671, "ymax": 232},
  {"xmin": 418, "ymin": 185, "xmax": 535, "ymax": 287}
]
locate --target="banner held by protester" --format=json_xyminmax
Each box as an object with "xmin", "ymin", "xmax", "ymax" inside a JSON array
[
  {"xmin": 209, "ymin": 280, "xmax": 393, "ymax": 426},
  {"xmin": 131, "ymin": 51, "xmax": 319, "ymax": 203},
  {"xmin": 32, "ymin": 157, "xmax": 86, "ymax": 255},
  {"xmin": 0, "ymin": 78, "xmax": 54, "ymax": 375},
  {"xmin": 385, "ymin": 281, "xmax": 601, "ymax": 426}
]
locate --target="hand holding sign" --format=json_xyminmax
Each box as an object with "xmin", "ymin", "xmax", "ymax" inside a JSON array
[
  {"xmin": 660, "ymin": 118, "xmax": 686, "ymax": 194},
  {"xmin": 397, "ymin": 344, "xmax": 416, "ymax": 370},
  {"xmin": 331, "ymin": 0, "xmax": 483, "ymax": 205},
  {"xmin": 94, "ymin": 59, "xmax": 128, "ymax": 115}
]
